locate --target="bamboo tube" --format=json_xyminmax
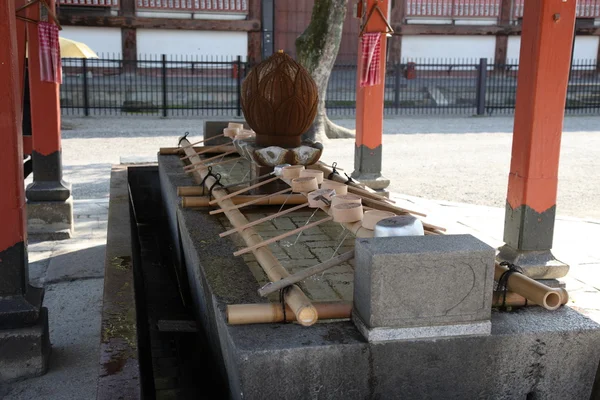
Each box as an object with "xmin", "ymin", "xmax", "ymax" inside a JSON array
[
  {"xmin": 227, "ymin": 301, "xmax": 352, "ymax": 325},
  {"xmin": 494, "ymin": 262, "xmax": 566, "ymax": 311},
  {"xmin": 181, "ymin": 133, "xmax": 225, "ymax": 149},
  {"xmin": 209, "ymin": 188, "xmax": 292, "ymax": 215},
  {"xmin": 183, "ymin": 149, "xmax": 237, "ymax": 167},
  {"xmin": 208, "ymin": 176, "xmax": 281, "ymax": 205},
  {"xmin": 233, "ymin": 216, "xmax": 334, "ymax": 256},
  {"xmin": 358, "ymin": 195, "xmax": 428, "ymax": 218},
  {"xmin": 220, "ymin": 203, "xmax": 309, "ymax": 238},
  {"xmin": 178, "ymin": 186, "xmax": 206, "ymax": 196},
  {"xmin": 183, "ymin": 194, "xmax": 308, "ymax": 208},
  {"xmin": 160, "ymin": 145, "xmax": 235, "ymax": 155},
  {"xmin": 258, "ymin": 250, "xmax": 355, "ymax": 297},
  {"xmin": 180, "ymin": 143, "xmax": 233, "ymax": 160},
  {"xmin": 180, "ymin": 138, "xmax": 318, "ymax": 326},
  {"xmin": 492, "ymin": 288, "xmax": 569, "ymax": 308}
]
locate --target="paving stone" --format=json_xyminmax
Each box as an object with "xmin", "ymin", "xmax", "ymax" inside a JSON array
[
  {"xmin": 45, "ymin": 243, "xmax": 107, "ymax": 284},
  {"xmin": 280, "ymin": 243, "xmax": 315, "ymax": 260},
  {"xmin": 273, "ymin": 218, "xmax": 297, "ymax": 230},
  {"xmin": 298, "ymin": 276, "xmax": 341, "ymax": 302}
]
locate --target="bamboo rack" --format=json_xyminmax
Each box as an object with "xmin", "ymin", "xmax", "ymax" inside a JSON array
[
  {"xmin": 182, "ymin": 194, "xmax": 307, "ymax": 208},
  {"xmin": 179, "ymin": 138, "xmax": 319, "ymax": 326}
]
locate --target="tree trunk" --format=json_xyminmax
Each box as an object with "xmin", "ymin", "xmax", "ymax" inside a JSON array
[{"xmin": 296, "ymin": 0, "xmax": 355, "ymax": 143}]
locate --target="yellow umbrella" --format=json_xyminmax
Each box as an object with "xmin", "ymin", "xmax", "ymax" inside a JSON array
[
  {"xmin": 58, "ymin": 37, "xmax": 98, "ymax": 59},
  {"xmin": 25, "ymin": 37, "xmax": 99, "ymax": 58}
]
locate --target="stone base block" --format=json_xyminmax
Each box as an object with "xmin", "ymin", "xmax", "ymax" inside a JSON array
[
  {"xmin": 27, "ymin": 196, "xmax": 74, "ymax": 239},
  {"xmin": 354, "ymin": 235, "xmax": 495, "ymax": 333},
  {"xmin": 0, "ymin": 308, "xmax": 51, "ymax": 384},
  {"xmin": 352, "ymin": 310, "xmax": 491, "ymax": 342},
  {"xmin": 350, "ymin": 172, "xmax": 390, "ymax": 190},
  {"xmin": 497, "ymin": 245, "xmax": 569, "ymax": 279}
]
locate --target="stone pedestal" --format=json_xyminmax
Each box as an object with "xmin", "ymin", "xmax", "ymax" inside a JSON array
[
  {"xmin": 497, "ymin": 244, "xmax": 569, "ymax": 280},
  {"xmin": 27, "ymin": 196, "xmax": 74, "ymax": 239},
  {"xmin": 0, "ymin": 308, "xmax": 51, "ymax": 384},
  {"xmin": 353, "ymin": 234, "xmax": 495, "ymax": 341}
]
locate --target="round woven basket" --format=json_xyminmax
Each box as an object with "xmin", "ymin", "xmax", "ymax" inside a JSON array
[{"xmin": 241, "ymin": 51, "xmax": 318, "ymax": 148}]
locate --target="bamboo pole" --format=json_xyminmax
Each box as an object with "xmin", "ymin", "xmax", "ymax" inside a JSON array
[
  {"xmin": 233, "ymin": 216, "xmax": 334, "ymax": 256},
  {"xmin": 258, "ymin": 250, "xmax": 355, "ymax": 297},
  {"xmin": 181, "ymin": 133, "xmax": 225, "ymax": 149},
  {"xmin": 179, "ymin": 138, "xmax": 318, "ymax": 326},
  {"xmin": 227, "ymin": 301, "xmax": 352, "ymax": 325},
  {"xmin": 208, "ymin": 176, "xmax": 281, "ymax": 205},
  {"xmin": 183, "ymin": 194, "xmax": 308, "ymax": 208},
  {"xmin": 183, "ymin": 149, "xmax": 237, "ymax": 167},
  {"xmin": 219, "ymin": 203, "xmax": 309, "ymax": 237},
  {"xmin": 160, "ymin": 144, "xmax": 235, "ymax": 155},
  {"xmin": 180, "ymin": 143, "xmax": 236, "ymax": 161},
  {"xmin": 494, "ymin": 262, "xmax": 567, "ymax": 311},
  {"xmin": 209, "ymin": 188, "xmax": 292, "ymax": 215},
  {"xmin": 492, "ymin": 289, "xmax": 569, "ymax": 308},
  {"xmin": 178, "ymin": 186, "xmax": 206, "ymax": 196}
]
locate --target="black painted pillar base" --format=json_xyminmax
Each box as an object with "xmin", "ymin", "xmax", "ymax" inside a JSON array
[
  {"xmin": 0, "ymin": 242, "xmax": 51, "ymax": 383},
  {"xmin": 26, "ymin": 150, "xmax": 73, "ymax": 239},
  {"xmin": 352, "ymin": 144, "xmax": 390, "ymax": 191},
  {"xmin": 496, "ymin": 245, "xmax": 569, "ymax": 280},
  {"xmin": 26, "ymin": 150, "xmax": 71, "ymax": 202},
  {"xmin": 500, "ymin": 201, "xmax": 568, "ymax": 279}
]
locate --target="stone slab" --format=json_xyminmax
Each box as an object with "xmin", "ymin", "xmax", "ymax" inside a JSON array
[
  {"xmin": 158, "ymin": 155, "xmax": 600, "ymax": 400},
  {"xmin": 27, "ymin": 197, "xmax": 74, "ymax": 239},
  {"xmin": 0, "ymin": 308, "xmax": 50, "ymax": 384},
  {"xmin": 352, "ymin": 310, "xmax": 491, "ymax": 342},
  {"xmin": 45, "ymin": 243, "xmax": 106, "ymax": 284},
  {"xmin": 497, "ymin": 245, "xmax": 570, "ymax": 279},
  {"xmin": 354, "ymin": 234, "xmax": 495, "ymax": 330}
]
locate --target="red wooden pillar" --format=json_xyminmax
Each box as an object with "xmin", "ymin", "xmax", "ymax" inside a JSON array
[
  {"xmin": 25, "ymin": 0, "xmax": 73, "ymax": 238},
  {"xmin": 0, "ymin": 0, "xmax": 50, "ymax": 383},
  {"xmin": 352, "ymin": 0, "xmax": 391, "ymax": 190},
  {"xmin": 498, "ymin": 0, "xmax": 576, "ymax": 279},
  {"xmin": 25, "ymin": 0, "xmax": 71, "ymax": 203}
]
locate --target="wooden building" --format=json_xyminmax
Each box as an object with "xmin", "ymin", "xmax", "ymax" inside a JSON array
[{"xmin": 57, "ymin": 0, "xmax": 600, "ymax": 64}]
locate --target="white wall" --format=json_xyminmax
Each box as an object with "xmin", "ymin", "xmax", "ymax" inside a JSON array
[
  {"xmin": 507, "ymin": 35, "xmax": 599, "ymax": 63},
  {"xmin": 136, "ymin": 29, "xmax": 247, "ymax": 59},
  {"xmin": 402, "ymin": 35, "xmax": 496, "ymax": 61},
  {"xmin": 60, "ymin": 26, "xmax": 122, "ymax": 58}
]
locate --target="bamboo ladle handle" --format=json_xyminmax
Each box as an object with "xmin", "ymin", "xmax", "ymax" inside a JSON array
[
  {"xmin": 209, "ymin": 176, "xmax": 281, "ymax": 205},
  {"xmin": 210, "ymin": 188, "xmax": 292, "ymax": 215}
]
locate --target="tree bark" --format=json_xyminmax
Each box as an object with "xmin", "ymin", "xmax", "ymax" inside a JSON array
[{"xmin": 296, "ymin": 0, "xmax": 355, "ymax": 143}]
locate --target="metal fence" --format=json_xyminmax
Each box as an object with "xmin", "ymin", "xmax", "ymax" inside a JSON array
[{"xmin": 60, "ymin": 55, "xmax": 600, "ymax": 117}]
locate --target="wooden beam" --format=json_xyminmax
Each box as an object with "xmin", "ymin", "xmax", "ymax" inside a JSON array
[
  {"xmin": 58, "ymin": 15, "xmax": 261, "ymax": 31},
  {"xmin": 494, "ymin": 0, "xmax": 512, "ymax": 65},
  {"xmin": 247, "ymin": 0, "xmax": 262, "ymax": 63},
  {"xmin": 121, "ymin": 27, "xmax": 137, "ymax": 67},
  {"xmin": 393, "ymin": 24, "xmax": 600, "ymax": 36},
  {"xmin": 388, "ymin": 0, "xmax": 406, "ymax": 64}
]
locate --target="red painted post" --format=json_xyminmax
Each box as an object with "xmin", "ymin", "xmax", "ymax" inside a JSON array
[
  {"xmin": 0, "ymin": 0, "xmax": 50, "ymax": 383},
  {"xmin": 352, "ymin": 0, "xmax": 391, "ymax": 191},
  {"xmin": 0, "ymin": 0, "xmax": 28, "ymax": 294},
  {"xmin": 498, "ymin": 0, "xmax": 576, "ymax": 279},
  {"xmin": 25, "ymin": 0, "xmax": 71, "ymax": 202}
]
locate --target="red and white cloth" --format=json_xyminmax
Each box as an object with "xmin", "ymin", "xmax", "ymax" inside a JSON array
[
  {"xmin": 38, "ymin": 22, "xmax": 62, "ymax": 84},
  {"xmin": 360, "ymin": 32, "xmax": 381, "ymax": 87}
]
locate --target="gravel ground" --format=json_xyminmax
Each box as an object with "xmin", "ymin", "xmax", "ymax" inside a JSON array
[{"xmin": 47, "ymin": 114, "xmax": 600, "ymax": 219}]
